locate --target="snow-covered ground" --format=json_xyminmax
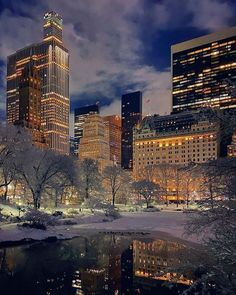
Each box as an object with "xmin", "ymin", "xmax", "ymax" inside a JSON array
[{"xmin": 0, "ymin": 211, "xmax": 198, "ymax": 245}]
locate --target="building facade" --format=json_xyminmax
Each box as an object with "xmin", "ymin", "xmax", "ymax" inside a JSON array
[
  {"xmin": 16, "ymin": 63, "xmax": 46, "ymax": 148},
  {"xmin": 133, "ymin": 111, "xmax": 220, "ymax": 178},
  {"xmin": 78, "ymin": 114, "xmax": 112, "ymax": 170},
  {"xmin": 227, "ymin": 133, "xmax": 236, "ymax": 157},
  {"xmin": 172, "ymin": 27, "xmax": 236, "ymax": 113},
  {"xmin": 103, "ymin": 115, "xmax": 121, "ymax": 165},
  {"xmin": 74, "ymin": 104, "xmax": 99, "ymax": 155},
  {"xmin": 7, "ymin": 11, "xmax": 69, "ymax": 154},
  {"xmin": 121, "ymin": 91, "xmax": 142, "ymax": 169}
]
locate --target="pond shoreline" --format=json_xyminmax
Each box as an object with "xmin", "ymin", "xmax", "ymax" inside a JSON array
[{"xmin": 0, "ymin": 212, "xmax": 201, "ymax": 248}]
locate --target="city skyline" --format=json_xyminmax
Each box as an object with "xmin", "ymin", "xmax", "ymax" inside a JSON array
[{"xmin": 1, "ymin": 0, "xmax": 236, "ymax": 136}]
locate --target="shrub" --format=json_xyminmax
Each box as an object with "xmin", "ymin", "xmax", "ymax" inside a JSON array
[
  {"xmin": 23, "ymin": 209, "xmax": 59, "ymax": 227},
  {"xmin": 67, "ymin": 209, "xmax": 80, "ymax": 215},
  {"xmin": 60, "ymin": 219, "xmax": 77, "ymax": 225},
  {"xmin": 0, "ymin": 208, "xmax": 4, "ymax": 222},
  {"xmin": 143, "ymin": 207, "xmax": 160, "ymax": 212},
  {"xmin": 105, "ymin": 207, "xmax": 121, "ymax": 219},
  {"xmin": 21, "ymin": 222, "xmax": 46, "ymax": 230},
  {"xmin": 52, "ymin": 211, "xmax": 63, "ymax": 217}
]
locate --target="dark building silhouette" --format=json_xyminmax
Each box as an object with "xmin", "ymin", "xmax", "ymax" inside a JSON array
[
  {"xmin": 172, "ymin": 27, "xmax": 236, "ymax": 113},
  {"xmin": 74, "ymin": 104, "xmax": 100, "ymax": 155},
  {"xmin": 121, "ymin": 91, "xmax": 142, "ymax": 169},
  {"xmin": 121, "ymin": 245, "xmax": 133, "ymax": 295}
]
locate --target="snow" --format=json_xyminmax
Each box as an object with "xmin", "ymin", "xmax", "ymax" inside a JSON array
[
  {"xmin": 0, "ymin": 211, "xmax": 199, "ymax": 245},
  {"xmin": 0, "ymin": 203, "xmax": 20, "ymax": 216}
]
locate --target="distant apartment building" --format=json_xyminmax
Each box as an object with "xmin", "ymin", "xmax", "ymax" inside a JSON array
[
  {"xmin": 78, "ymin": 114, "xmax": 112, "ymax": 170},
  {"xmin": 121, "ymin": 91, "xmax": 142, "ymax": 169},
  {"xmin": 16, "ymin": 63, "xmax": 46, "ymax": 148},
  {"xmin": 172, "ymin": 27, "xmax": 236, "ymax": 113},
  {"xmin": 7, "ymin": 11, "xmax": 69, "ymax": 154},
  {"xmin": 133, "ymin": 111, "xmax": 220, "ymax": 178},
  {"xmin": 227, "ymin": 133, "xmax": 236, "ymax": 157},
  {"xmin": 103, "ymin": 115, "xmax": 121, "ymax": 165},
  {"xmin": 74, "ymin": 104, "xmax": 100, "ymax": 155}
]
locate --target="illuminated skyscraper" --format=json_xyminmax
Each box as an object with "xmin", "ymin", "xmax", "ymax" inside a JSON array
[
  {"xmin": 103, "ymin": 115, "xmax": 121, "ymax": 165},
  {"xmin": 121, "ymin": 91, "xmax": 142, "ymax": 169},
  {"xmin": 79, "ymin": 114, "xmax": 112, "ymax": 171},
  {"xmin": 7, "ymin": 11, "xmax": 69, "ymax": 154},
  {"xmin": 74, "ymin": 104, "xmax": 99, "ymax": 155},
  {"xmin": 16, "ymin": 63, "xmax": 46, "ymax": 148},
  {"xmin": 172, "ymin": 27, "xmax": 236, "ymax": 113}
]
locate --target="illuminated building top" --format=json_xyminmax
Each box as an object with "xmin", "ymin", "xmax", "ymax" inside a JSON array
[
  {"xmin": 171, "ymin": 27, "xmax": 236, "ymax": 113},
  {"xmin": 43, "ymin": 11, "xmax": 63, "ymax": 42}
]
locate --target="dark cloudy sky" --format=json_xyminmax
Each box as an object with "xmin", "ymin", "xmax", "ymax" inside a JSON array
[{"xmin": 0, "ymin": 0, "xmax": 236, "ymax": 133}]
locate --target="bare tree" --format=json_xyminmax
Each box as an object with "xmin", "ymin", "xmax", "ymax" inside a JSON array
[
  {"xmin": 156, "ymin": 164, "xmax": 172, "ymax": 206},
  {"xmin": 103, "ymin": 165, "xmax": 130, "ymax": 205},
  {"xmin": 185, "ymin": 158, "xmax": 236, "ymax": 294},
  {"xmin": 179, "ymin": 163, "xmax": 198, "ymax": 208},
  {"xmin": 171, "ymin": 165, "xmax": 184, "ymax": 208},
  {"xmin": 78, "ymin": 158, "xmax": 101, "ymax": 200},
  {"xmin": 48, "ymin": 155, "xmax": 77, "ymax": 208},
  {"xmin": 0, "ymin": 124, "xmax": 32, "ymax": 202},
  {"xmin": 133, "ymin": 179, "xmax": 160, "ymax": 208},
  {"xmin": 16, "ymin": 148, "xmax": 73, "ymax": 209}
]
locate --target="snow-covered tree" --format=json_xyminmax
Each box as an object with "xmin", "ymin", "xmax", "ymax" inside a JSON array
[
  {"xmin": 16, "ymin": 148, "xmax": 74, "ymax": 209},
  {"xmin": 185, "ymin": 158, "xmax": 236, "ymax": 294},
  {"xmin": 103, "ymin": 165, "xmax": 130, "ymax": 205},
  {"xmin": 0, "ymin": 124, "xmax": 32, "ymax": 202},
  {"xmin": 155, "ymin": 164, "xmax": 172, "ymax": 206},
  {"xmin": 133, "ymin": 179, "xmax": 160, "ymax": 208},
  {"xmin": 78, "ymin": 158, "xmax": 101, "ymax": 199}
]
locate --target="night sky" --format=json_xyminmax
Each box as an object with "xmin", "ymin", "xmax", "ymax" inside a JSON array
[{"xmin": 0, "ymin": 0, "xmax": 236, "ymax": 134}]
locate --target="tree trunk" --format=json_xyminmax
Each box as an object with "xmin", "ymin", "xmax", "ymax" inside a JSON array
[
  {"xmin": 33, "ymin": 193, "xmax": 41, "ymax": 210},
  {"xmin": 3, "ymin": 187, "xmax": 8, "ymax": 203},
  {"xmin": 146, "ymin": 198, "xmax": 149, "ymax": 208},
  {"xmin": 112, "ymin": 189, "xmax": 115, "ymax": 206}
]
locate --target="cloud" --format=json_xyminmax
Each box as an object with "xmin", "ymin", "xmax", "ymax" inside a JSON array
[
  {"xmin": 187, "ymin": 0, "xmax": 233, "ymax": 31},
  {"xmin": 0, "ymin": 0, "xmax": 235, "ymax": 128}
]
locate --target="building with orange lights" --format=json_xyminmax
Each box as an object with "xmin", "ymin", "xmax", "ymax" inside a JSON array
[
  {"xmin": 103, "ymin": 115, "xmax": 121, "ymax": 165},
  {"xmin": 172, "ymin": 27, "xmax": 236, "ymax": 113},
  {"xmin": 133, "ymin": 111, "xmax": 220, "ymax": 178},
  {"xmin": 133, "ymin": 239, "xmax": 192, "ymax": 286},
  {"xmin": 79, "ymin": 114, "xmax": 112, "ymax": 170},
  {"xmin": 14, "ymin": 63, "xmax": 46, "ymax": 148},
  {"xmin": 227, "ymin": 133, "xmax": 236, "ymax": 157},
  {"xmin": 7, "ymin": 11, "xmax": 69, "ymax": 154}
]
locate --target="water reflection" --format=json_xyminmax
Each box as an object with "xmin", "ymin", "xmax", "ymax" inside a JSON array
[{"xmin": 0, "ymin": 234, "xmax": 199, "ymax": 294}]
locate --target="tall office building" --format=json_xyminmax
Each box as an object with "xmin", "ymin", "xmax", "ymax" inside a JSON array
[
  {"xmin": 121, "ymin": 91, "xmax": 142, "ymax": 169},
  {"xmin": 79, "ymin": 114, "xmax": 112, "ymax": 171},
  {"xmin": 7, "ymin": 11, "xmax": 69, "ymax": 154},
  {"xmin": 74, "ymin": 104, "xmax": 99, "ymax": 155},
  {"xmin": 103, "ymin": 115, "xmax": 121, "ymax": 165},
  {"xmin": 16, "ymin": 63, "xmax": 46, "ymax": 148},
  {"xmin": 172, "ymin": 27, "xmax": 236, "ymax": 113}
]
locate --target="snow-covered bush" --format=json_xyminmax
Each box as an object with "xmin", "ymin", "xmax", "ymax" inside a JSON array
[
  {"xmin": 67, "ymin": 209, "xmax": 80, "ymax": 215},
  {"xmin": 23, "ymin": 209, "xmax": 59, "ymax": 226},
  {"xmin": 143, "ymin": 207, "xmax": 160, "ymax": 212},
  {"xmin": 60, "ymin": 219, "xmax": 77, "ymax": 225},
  {"xmin": 0, "ymin": 208, "xmax": 4, "ymax": 222},
  {"xmin": 83, "ymin": 197, "xmax": 105, "ymax": 212},
  {"xmin": 105, "ymin": 206, "xmax": 121, "ymax": 219}
]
